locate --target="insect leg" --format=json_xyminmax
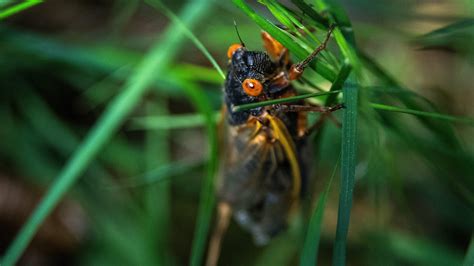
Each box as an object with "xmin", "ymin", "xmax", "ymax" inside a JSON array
[
  {"xmin": 206, "ymin": 202, "xmax": 232, "ymax": 266},
  {"xmin": 289, "ymin": 25, "xmax": 335, "ymax": 80},
  {"xmin": 302, "ymin": 113, "xmax": 340, "ymax": 137},
  {"xmin": 273, "ymin": 103, "xmax": 343, "ymax": 137},
  {"xmin": 275, "ymin": 103, "xmax": 344, "ymax": 113}
]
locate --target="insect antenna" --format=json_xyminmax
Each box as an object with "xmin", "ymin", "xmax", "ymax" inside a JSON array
[{"xmin": 233, "ymin": 19, "xmax": 246, "ymax": 47}]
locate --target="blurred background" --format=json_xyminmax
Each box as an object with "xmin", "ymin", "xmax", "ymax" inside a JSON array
[{"xmin": 0, "ymin": 0, "xmax": 473, "ymax": 265}]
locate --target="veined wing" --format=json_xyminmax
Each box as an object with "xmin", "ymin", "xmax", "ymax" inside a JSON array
[{"xmin": 217, "ymin": 112, "xmax": 302, "ymax": 243}]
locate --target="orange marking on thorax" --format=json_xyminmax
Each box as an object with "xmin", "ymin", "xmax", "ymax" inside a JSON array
[{"xmin": 261, "ymin": 31, "xmax": 289, "ymax": 64}]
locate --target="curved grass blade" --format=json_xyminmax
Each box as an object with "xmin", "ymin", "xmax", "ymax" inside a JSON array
[
  {"xmin": 177, "ymin": 80, "xmax": 219, "ymax": 266},
  {"xmin": 260, "ymin": 0, "xmax": 296, "ymax": 32},
  {"xmin": 414, "ymin": 19, "xmax": 474, "ymax": 47},
  {"xmin": 172, "ymin": 64, "xmax": 223, "ymax": 84},
  {"xmin": 232, "ymin": 90, "xmax": 341, "ymax": 112},
  {"xmin": 147, "ymin": 0, "xmax": 226, "ymax": 80},
  {"xmin": 371, "ymin": 103, "xmax": 474, "ymax": 126},
  {"xmin": 0, "ymin": 1, "xmax": 212, "ymax": 265},
  {"xmin": 232, "ymin": 0, "xmax": 337, "ymax": 81},
  {"xmin": 325, "ymin": 61, "xmax": 352, "ymax": 105},
  {"xmin": 259, "ymin": 0, "xmax": 336, "ymax": 65},
  {"xmin": 360, "ymin": 51, "xmax": 462, "ymax": 148},
  {"xmin": 313, "ymin": 0, "xmax": 362, "ymax": 76},
  {"xmin": 0, "ymin": 0, "xmax": 42, "ymax": 19},
  {"xmin": 300, "ymin": 157, "xmax": 339, "ymax": 266},
  {"xmin": 333, "ymin": 75, "xmax": 358, "ymax": 266},
  {"xmin": 290, "ymin": 0, "xmax": 329, "ymax": 28}
]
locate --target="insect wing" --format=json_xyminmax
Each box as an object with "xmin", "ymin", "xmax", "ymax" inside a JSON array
[{"xmin": 217, "ymin": 112, "xmax": 301, "ymax": 243}]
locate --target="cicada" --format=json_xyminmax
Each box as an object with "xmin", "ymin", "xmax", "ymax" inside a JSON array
[{"xmin": 207, "ymin": 27, "xmax": 341, "ymax": 266}]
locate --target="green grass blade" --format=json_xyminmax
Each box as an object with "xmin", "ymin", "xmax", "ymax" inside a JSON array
[
  {"xmin": 260, "ymin": 0, "xmax": 296, "ymax": 32},
  {"xmin": 0, "ymin": 0, "xmax": 42, "ymax": 19},
  {"xmin": 144, "ymin": 99, "xmax": 171, "ymax": 264},
  {"xmin": 300, "ymin": 158, "xmax": 339, "ymax": 266},
  {"xmin": 371, "ymin": 103, "xmax": 474, "ymax": 126},
  {"xmin": 333, "ymin": 75, "xmax": 358, "ymax": 266},
  {"xmin": 232, "ymin": 0, "xmax": 337, "ymax": 81},
  {"xmin": 313, "ymin": 0, "xmax": 362, "ymax": 77},
  {"xmin": 172, "ymin": 64, "xmax": 223, "ymax": 84},
  {"xmin": 325, "ymin": 61, "xmax": 352, "ymax": 105},
  {"xmin": 290, "ymin": 0, "xmax": 329, "ymax": 27},
  {"xmin": 360, "ymin": 52, "xmax": 462, "ymax": 148},
  {"xmin": 0, "ymin": 1, "xmax": 212, "ymax": 265},
  {"xmin": 147, "ymin": 0, "xmax": 226, "ymax": 80},
  {"xmin": 414, "ymin": 18, "xmax": 474, "ymax": 47},
  {"xmin": 181, "ymin": 81, "xmax": 219, "ymax": 266},
  {"xmin": 232, "ymin": 90, "xmax": 341, "ymax": 112}
]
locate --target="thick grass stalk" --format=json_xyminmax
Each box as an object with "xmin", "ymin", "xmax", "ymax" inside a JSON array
[
  {"xmin": 333, "ymin": 75, "xmax": 358, "ymax": 266},
  {"xmin": 0, "ymin": 1, "xmax": 212, "ymax": 265}
]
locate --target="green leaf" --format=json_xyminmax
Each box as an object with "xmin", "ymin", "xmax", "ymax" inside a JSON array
[
  {"xmin": 333, "ymin": 75, "xmax": 358, "ymax": 266},
  {"xmin": 325, "ymin": 61, "xmax": 352, "ymax": 105}
]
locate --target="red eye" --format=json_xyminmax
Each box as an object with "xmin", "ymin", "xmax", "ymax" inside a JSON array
[
  {"xmin": 242, "ymin": 79, "xmax": 263, "ymax": 97},
  {"xmin": 227, "ymin": 44, "xmax": 243, "ymax": 59}
]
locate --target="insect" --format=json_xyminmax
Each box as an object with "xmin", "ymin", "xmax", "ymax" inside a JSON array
[{"xmin": 206, "ymin": 26, "xmax": 341, "ymax": 266}]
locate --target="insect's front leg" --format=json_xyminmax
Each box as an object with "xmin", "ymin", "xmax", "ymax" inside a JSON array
[
  {"xmin": 273, "ymin": 103, "xmax": 343, "ymax": 137},
  {"xmin": 288, "ymin": 25, "xmax": 335, "ymax": 80},
  {"xmin": 303, "ymin": 112, "xmax": 343, "ymax": 137}
]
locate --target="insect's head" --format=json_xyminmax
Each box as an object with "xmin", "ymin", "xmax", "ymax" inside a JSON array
[
  {"xmin": 224, "ymin": 43, "xmax": 285, "ymax": 124},
  {"xmin": 227, "ymin": 44, "xmax": 277, "ymax": 96}
]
